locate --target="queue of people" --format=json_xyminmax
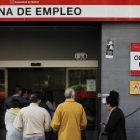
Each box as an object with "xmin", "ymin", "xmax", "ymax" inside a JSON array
[{"xmin": 4, "ymin": 86, "xmax": 127, "ymax": 140}]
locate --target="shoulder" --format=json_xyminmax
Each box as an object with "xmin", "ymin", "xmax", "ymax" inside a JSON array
[
  {"xmin": 46, "ymin": 101, "xmax": 52, "ymax": 105},
  {"xmin": 34, "ymin": 105, "xmax": 46, "ymax": 112},
  {"xmin": 6, "ymin": 109, "xmax": 19, "ymax": 116},
  {"xmin": 39, "ymin": 107, "xmax": 50, "ymax": 115},
  {"xmin": 56, "ymin": 103, "xmax": 63, "ymax": 108},
  {"xmin": 74, "ymin": 101, "xmax": 83, "ymax": 108},
  {"xmin": 62, "ymin": 101, "xmax": 83, "ymax": 108},
  {"xmin": 5, "ymin": 96, "xmax": 13, "ymax": 102},
  {"xmin": 55, "ymin": 103, "xmax": 64, "ymax": 110},
  {"xmin": 40, "ymin": 106, "xmax": 47, "ymax": 111},
  {"xmin": 113, "ymin": 108, "xmax": 123, "ymax": 113},
  {"xmin": 20, "ymin": 106, "xmax": 29, "ymax": 112},
  {"xmin": 10, "ymin": 108, "xmax": 21, "ymax": 114},
  {"xmin": 17, "ymin": 96, "xmax": 27, "ymax": 101},
  {"xmin": 112, "ymin": 108, "xmax": 125, "ymax": 117}
]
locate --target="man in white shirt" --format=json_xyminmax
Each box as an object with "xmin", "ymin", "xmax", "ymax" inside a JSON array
[{"xmin": 13, "ymin": 94, "xmax": 52, "ymax": 140}]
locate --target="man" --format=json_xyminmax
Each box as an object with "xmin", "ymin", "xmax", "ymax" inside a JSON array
[
  {"xmin": 13, "ymin": 94, "xmax": 52, "ymax": 140},
  {"xmin": 34, "ymin": 91, "xmax": 52, "ymax": 140},
  {"xmin": 51, "ymin": 88, "xmax": 87, "ymax": 140},
  {"xmin": 4, "ymin": 85, "xmax": 28, "ymax": 111}
]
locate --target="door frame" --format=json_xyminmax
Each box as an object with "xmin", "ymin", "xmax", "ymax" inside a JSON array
[
  {"xmin": 0, "ymin": 60, "xmax": 98, "ymax": 68},
  {"xmin": 0, "ymin": 68, "xmax": 8, "ymax": 98}
]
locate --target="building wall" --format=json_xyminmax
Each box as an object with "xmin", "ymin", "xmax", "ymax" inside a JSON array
[
  {"xmin": 0, "ymin": 30, "xmax": 99, "ymax": 60},
  {"xmin": 101, "ymin": 22, "xmax": 140, "ymax": 140},
  {"xmin": 0, "ymin": 27, "xmax": 101, "ymax": 140}
]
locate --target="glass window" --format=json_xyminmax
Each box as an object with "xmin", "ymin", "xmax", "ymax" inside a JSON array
[{"xmin": 67, "ymin": 68, "xmax": 98, "ymax": 140}]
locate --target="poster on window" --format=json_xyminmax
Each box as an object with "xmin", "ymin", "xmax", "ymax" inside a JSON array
[
  {"xmin": 86, "ymin": 79, "xmax": 96, "ymax": 91},
  {"xmin": 106, "ymin": 38, "xmax": 115, "ymax": 59}
]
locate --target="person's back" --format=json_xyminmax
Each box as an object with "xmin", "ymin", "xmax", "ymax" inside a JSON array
[
  {"xmin": 51, "ymin": 88, "xmax": 87, "ymax": 140},
  {"xmin": 4, "ymin": 85, "xmax": 28, "ymax": 111},
  {"xmin": 106, "ymin": 107, "xmax": 127, "ymax": 140},
  {"xmin": 5, "ymin": 96, "xmax": 28, "ymax": 111},
  {"xmin": 34, "ymin": 91, "xmax": 53, "ymax": 140},
  {"xmin": 5, "ymin": 99, "xmax": 22, "ymax": 140},
  {"xmin": 19, "ymin": 104, "xmax": 50, "ymax": 137},
  {"xmin": 13, "ymin": 94, "xmax": 51, "ymax": 140},
  {"xmin": 102, "ymin": 91, "xmax": 127, "ymax": 140}
]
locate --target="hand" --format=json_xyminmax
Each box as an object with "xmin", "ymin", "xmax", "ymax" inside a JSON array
[
  {"xmin": 100, "ymin": 122, "xmax": 106, "ymax": 125},
  {"xmin": 100, "ymin": 122, "xmax": 106, "ymax": 128}
]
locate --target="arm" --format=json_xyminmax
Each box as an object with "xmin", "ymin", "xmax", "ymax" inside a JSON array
[
  {"xmin": 46, "ymin": 101, "xmax": 56, "ymax": 111},
  {"xmin": 80, "ymin": 107, "xmax": 87, "ymax": 130},
  {"xmin": 105, "ymin": 111, "xmax": 120, "ymax": 132},
  {"xmin": 4, "ymin": 101, "xmax": 7, "ymax": 112},
  {"xmin": 44, "ymin": 104, "xmax": 52, "ymax": 118},
  {"xmin": 5, "ymin": 112, "xmax": 9, "ymax": 130},
  {"xmin": 44, "ymin": 110, "xmax": 52, "ymax": 132},
  {"xmin": 23, "ymin": 99, "xmax": 29, "ymax": 107},
  {"xmin": 50, "ymin": 105, "xmax": 61, "ymax": 132},
  {"xmin": 4, "ymin": 99, "xmax": 9, "ymax": 112},
  {"xmin": 13, "ymin": 111, "xmax": 23, "ymax": 132}
]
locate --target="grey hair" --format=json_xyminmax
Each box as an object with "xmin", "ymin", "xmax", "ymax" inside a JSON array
[{"xmin": 64, "ymin": 88, "xmax": 75, "ymax": 98}]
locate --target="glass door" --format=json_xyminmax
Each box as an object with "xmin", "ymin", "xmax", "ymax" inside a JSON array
[
  {"xmin": 0, "ymin": 69, "xmax": 8, "ymax": 140},
  {"xmin": 66, "ymin": 68, "xmax": 98, "ymax": 140}
]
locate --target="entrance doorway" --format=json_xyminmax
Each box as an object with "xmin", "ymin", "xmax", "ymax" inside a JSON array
[
  {"xmin": 8, "ymin": 68, "xmax": 66, "ymax": 105},
  {"xmin": 0, "ymin": 67, "xmax": 99, "ymax": 140}
]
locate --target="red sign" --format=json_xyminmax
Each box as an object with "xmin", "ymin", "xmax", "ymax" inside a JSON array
[
  {"xmin": 131, "ymin": 43, "xmax": 140, "ymax": 52},
  {"xmin": 75, "ymin": 91, "xmax": 81, "ymax": 98},
  {"xmin": 75, "ymin": 91, "xmax": 98, "ymax": 98},
  {"xmin": 1, "ymin": 0, "xmax": 140, "ymax": 5},
  {"xmin": 0, "ymin": 0, "xmax": 140, "ymax": 21},
  {"xmin": 130, "ymin": 43, "xmax": 140, "ymax": 75},
  {"xmin": 0, "ymin": 91, "xmax": 5, "ymax": 98}
]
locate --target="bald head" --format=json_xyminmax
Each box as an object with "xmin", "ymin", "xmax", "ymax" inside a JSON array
[{"xmin": 64, "ymin": 88, "xmax": 75, "ymax": 99}]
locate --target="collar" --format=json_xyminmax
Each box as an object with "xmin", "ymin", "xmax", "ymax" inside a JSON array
[
  {"xmin": 30, "ymin": 103, "xmax": 38, "ymax": 106},
  {"xmin": 65, "ymin": 98, "xmax": 75, "ymax": 102},
  {"xmin": 105, "ymin": 106, "xmax": 117, "ymax": 125},
  {"xmin": 10, "ymin": 108, "xmax": 21, "ymax": 114},
  {"xmin": 111, "ymin": 106, "xmax": 117, "ymax": 112},
  {"xmin": 10, "ymin": 108, "xmax": 19, "ymax": 110}
]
